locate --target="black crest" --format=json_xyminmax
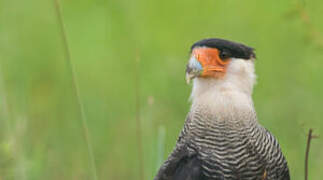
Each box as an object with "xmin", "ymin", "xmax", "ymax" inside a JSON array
[{"xmin": 191, "ymin": 38, "xmax": 256, "ymax": 59}]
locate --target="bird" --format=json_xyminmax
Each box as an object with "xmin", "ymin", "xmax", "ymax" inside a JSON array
[{"xmin": 154, "ymin": 38, "xmax": 290, "ymax": 180}]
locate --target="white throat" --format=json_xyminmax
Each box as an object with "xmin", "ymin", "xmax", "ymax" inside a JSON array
[{"xmin": 190, "ymin": 58, "xmax": 257, "ymax": 118}]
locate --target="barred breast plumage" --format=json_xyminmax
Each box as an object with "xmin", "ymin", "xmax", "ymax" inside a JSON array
[{"xmin": 155, "ymin": 106, "xmax": 290, "ymax": 180}]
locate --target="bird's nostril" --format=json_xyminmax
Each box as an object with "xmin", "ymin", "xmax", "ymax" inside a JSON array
[{"xmin": 186, "ymin": 65, "xmax": 193, "ymax": 73}]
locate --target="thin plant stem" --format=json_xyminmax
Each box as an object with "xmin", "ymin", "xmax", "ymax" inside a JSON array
[
  {"xmin": 305, "ymin": 129, "xmax": 313, "ymax": 180},
  {"xmin": 135, "ymin": 56, "xmax": 144, "ymax": 180},
  {"xmin": 52, "ymin": 0, "xmax": 98, "ymax": 179},
  {"xmin": 304, "ymin": 129, "xmax": 319, "ymax": 180},
  {"xmin": 156, "ymin": 126, "xmax": 165, "ymax": 172}
]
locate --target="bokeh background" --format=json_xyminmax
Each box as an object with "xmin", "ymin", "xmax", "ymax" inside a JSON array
[{"xmin": 0, "ymin": 0, "xmax": 322, "ymax": 179}]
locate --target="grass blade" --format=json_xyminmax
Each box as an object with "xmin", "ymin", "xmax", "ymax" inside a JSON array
[
  {"xmin": 52, "ymin": 0, "xmax": 98, "ymax": 179},
  {"xmin": 135, "ymin": 56, "xmax": 144, "ymax": 180}
]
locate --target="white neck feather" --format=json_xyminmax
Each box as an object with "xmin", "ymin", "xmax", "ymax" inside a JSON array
[{"xmin": 190, "ymin": 58, "xmax": 257, "ymax": 119}]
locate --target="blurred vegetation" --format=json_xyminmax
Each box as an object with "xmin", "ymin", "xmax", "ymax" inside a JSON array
[{"xmin": 0, "ymin": 0, "xmax": 323, "ymax": 179}]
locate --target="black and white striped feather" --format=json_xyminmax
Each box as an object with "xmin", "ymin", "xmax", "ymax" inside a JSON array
[{"xmin": 154, "ymin": 110, "xmax": 290, "ymax": 180}]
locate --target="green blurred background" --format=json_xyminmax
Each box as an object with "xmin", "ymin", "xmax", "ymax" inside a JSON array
[{"xmin": 0, "ymin": 0, "xmax": 322, "ymax": 179}]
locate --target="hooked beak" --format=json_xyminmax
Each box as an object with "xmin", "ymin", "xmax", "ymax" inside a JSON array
[{"xmin": 185, "ymin": 55, "xmax": 203, "ymax": 84}]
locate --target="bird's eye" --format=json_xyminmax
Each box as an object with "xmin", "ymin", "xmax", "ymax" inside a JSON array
[{"xmin": 219, "ymin": 50, "xmax": 231, "ymax": 60}]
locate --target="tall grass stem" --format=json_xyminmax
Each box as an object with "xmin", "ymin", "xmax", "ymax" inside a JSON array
[
  {"xmin": 156, "ymin": 126, "xmax": 165, "ymax": 172},
  {"xmin": 52, "ymin": 0, "xmax": 98, "ymax": 179},
  {"xmin": 135, "ymin": 56, "xmax": 144, "ymax": 180},
  {"xmin": 305, "ymin": 129, "xmax": 316, "ymax": 180}
]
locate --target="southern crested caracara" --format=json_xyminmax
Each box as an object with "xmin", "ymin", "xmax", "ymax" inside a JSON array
[{"xmin": 154, "ymin": 38, "xmax": 290, "ymax": 180}]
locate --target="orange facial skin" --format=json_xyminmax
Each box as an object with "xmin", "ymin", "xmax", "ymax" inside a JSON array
[{"xmin": 192, "ymin": 47, "xmax": 231, "ymax": 78}]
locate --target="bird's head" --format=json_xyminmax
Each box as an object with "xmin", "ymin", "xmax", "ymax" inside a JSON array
[{"xmin": 186, "ymin": 38, "xmax": 256, "ymax": 96}]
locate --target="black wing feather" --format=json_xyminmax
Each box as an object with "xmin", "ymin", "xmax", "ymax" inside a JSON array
[
  {"xmin": 154, "ymin": 146, "xmax": 204, "ymax": 180},
  {"xmin": 172, "ymin": 155, "xmax": 204, "ymax": 180}
]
